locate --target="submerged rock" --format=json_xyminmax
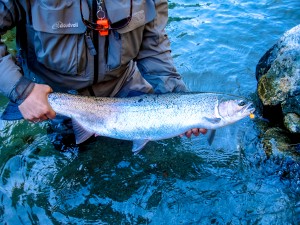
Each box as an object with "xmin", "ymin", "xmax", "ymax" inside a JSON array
[
  {"xmin": 261, "ymin": 127, "xmax": 292, "ymax": 157},
  {"xmin": 256, "ymin": 24, "xmax": 300, "ymax": 156},
  {"xmin": 256, "ymin": 25, "xmax": 300, "ymax": 133},
  {"xmin": 284, "ymin": 113, "xmax": 300, "ymax": 133},
  {"xmin": 257, "ymin": 51, "xmax": 299, "ymax": 107}
]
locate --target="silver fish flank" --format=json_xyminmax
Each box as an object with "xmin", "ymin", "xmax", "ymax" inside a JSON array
[{"xmin": 48, "ymin": 92, "xmax": 255, "ymax": 153}]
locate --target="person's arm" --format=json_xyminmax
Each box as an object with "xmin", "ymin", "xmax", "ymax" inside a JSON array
[
  {"xmin": 0, "ymin": 40, "xmax": 56, "ymax": 122},
  {"xmin": 0, "ymin": 2, "xmax": 55, "ymax": 122},
  {"xmin": 136, "ymin": 0, "xmax": 186, "ymax": 93},
  {"xmin": 0, "ymin": 2, "xmax": 30, "ymax": 102}
]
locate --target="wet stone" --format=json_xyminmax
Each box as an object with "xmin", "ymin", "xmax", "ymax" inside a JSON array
[
  {"xmin": 284, "ymin": 113, "xmax": 300, "ymax": 133},
  {"xmin": 256, "ymin": 24, "xmax": 300, "ymax": 156},
  {"xmin": 256, "ymin": 24, "xmax": 300, "ymax": 135},
  {"xmin": 261, "ymin": 127, "xmax": 292, "ymax": 157}
]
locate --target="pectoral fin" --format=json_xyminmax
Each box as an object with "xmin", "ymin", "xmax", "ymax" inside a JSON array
[
  {"xmin": 1, "ymin": 102, "xmax": 23, "ymax": 120},
  {"xmin": 72, "ymin": 119, "xmax": 94, "ymax": 144},
  {"xmin": 132, "ymin": 139, "xmax": 149, "ymax": 155},
  {"xmin": 203, "ymin": 117, "xmax": 221, "ymax": 124},
  {"xmin": 207, "ymin": 129, "xmax": 216, "ymax": 145}
]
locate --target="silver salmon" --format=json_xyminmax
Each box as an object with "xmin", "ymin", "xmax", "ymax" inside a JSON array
[{"xmin": 47, "ymin": 92, "xmax": 255, "ymax": 153}]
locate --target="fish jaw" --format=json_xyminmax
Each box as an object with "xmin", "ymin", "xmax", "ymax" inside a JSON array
[{"xmin": 217, "ymin": 99, "xmax": 255, "ymax": 126}]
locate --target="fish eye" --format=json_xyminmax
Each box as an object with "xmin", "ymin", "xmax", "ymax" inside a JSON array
[{"xmin": 238, "ymin": 100, "xmax": 246, "ymax": 106}]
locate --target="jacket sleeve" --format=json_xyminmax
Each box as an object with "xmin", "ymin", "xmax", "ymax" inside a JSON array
[
  {"xmin": 136, "ymin": 0, "xmax": 187, "ymax": 93},
  {"xmin": 0, "ymin": 2, "xmax": 34, "ymax": 104}
]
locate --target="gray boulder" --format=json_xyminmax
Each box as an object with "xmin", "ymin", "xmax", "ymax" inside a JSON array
[{"xmin": 256, "ymin": 24, "xmax": 300, "ymax": 134}]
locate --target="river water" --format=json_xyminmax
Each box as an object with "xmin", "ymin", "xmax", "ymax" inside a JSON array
[{"xmin": 0, "ymin": 1, "xmax": 300, "ymax": 224}]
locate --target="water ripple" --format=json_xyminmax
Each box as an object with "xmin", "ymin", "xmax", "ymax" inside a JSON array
[{"xmin": 0, "ymin": 0, "xmax": 300, "ymax": 224}]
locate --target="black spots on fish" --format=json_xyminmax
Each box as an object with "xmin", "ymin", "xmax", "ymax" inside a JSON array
[
  {"xmin": 133, "ymin": 98, "xmax": 144, "ymax": 105},
  {"xmin": 150, "ymin": 95, "xmax": 158, "ymax": 103},
  {"xmin": 135, "ymin": 95, "xmax": 158, "ymax": 105}
]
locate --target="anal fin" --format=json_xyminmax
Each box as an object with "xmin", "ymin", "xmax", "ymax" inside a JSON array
[{"xmin": 132, "ymin": 139, "xmax": 149, "ymax": 155}]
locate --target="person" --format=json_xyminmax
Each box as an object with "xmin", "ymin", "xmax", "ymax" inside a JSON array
[{"xmin": 0, "ymin": 0, "xmax": 206, "ymax": 150}]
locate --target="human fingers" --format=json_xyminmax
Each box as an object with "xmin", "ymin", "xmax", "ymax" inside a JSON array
[
  {"xmin": 180, "ymin": 128, "xmax": 208, "ymax": 138},
  {"xmin": 191, "ymin": 128, "xmax": 201, "ymax": 137},
  {"xmin": 199, "ymin": 128, "xmax": 207, "ymax": 135},
  {"xmin": 45, "ymin": 86, "xmax": 56, "ymax": 119},
  {"xmin": 31, "ymin": 104, "xmax": 57, "ymax": 122},
  {"xmin": 19, "ymin": 84, "xmax": 56, "ymax": 122},
  {"xmin": 27, "ymin": 113, "xmax": 48, "ymax": 123},
  {"xmin": 44, "ymin": 105, "xmax": 56, "ymax": 120},
  {"xmin": 184, "ymin": 130, "xmax": 193, "ymax": 138}
]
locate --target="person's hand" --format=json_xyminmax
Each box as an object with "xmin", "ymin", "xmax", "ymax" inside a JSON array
[
  {"xmin": 18, "ymin": 84, "xmax": 56, "ymax": 123},
  {"xmin": 180, "ymin": 128, "xmax": 207, "ymax": 138}
]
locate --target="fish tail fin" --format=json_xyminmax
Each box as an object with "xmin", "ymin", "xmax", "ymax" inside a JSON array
[{"xmin": 1, "ymin": 102, "xmax": 24, "ymax": 120}]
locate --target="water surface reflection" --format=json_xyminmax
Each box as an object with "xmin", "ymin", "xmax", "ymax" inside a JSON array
[{"xmin": 1, "ymin": 0, "xmax": 300, "ymax": 224}]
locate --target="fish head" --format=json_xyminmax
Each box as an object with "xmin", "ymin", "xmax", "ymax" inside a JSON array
[{"xmin": 217, "ymin": 97, "xmax": 255, "ymax": 125}]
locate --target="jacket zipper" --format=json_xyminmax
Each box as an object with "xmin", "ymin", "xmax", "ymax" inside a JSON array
[{"xmin": 92, "ymin": 0, "xmax": 99, "ymax": 86}]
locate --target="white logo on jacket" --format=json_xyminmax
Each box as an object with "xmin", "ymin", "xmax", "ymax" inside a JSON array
[{"xmin": 52, "ymin": 21, "xmax": 79, "ymax": 29}]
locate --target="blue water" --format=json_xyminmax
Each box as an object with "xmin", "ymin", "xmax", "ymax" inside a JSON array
[{"xmin": 1, "ymin": 1, "xmax": 300, "ymax": 224}]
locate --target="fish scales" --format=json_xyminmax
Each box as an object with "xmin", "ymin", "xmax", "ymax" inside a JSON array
[
  {"xmin": 47, "ymin": 92, "xmax": 254, "ymax": 154},
  {"xmin": 49, "ymin": 93, "xmax": 218, "ymax": 139}
]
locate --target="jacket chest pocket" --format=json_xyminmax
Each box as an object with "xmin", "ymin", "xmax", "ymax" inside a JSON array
[
  {"xmin": 30, "ymin": 0, "xmax": 89, "ymax": 75},
  {"xmin": 106, "ymin": 0, "xmax": 156, "ymax": 71},
  {"xmin": 106, "ymin": 27, "xmax": 145, "ymax": 71}
]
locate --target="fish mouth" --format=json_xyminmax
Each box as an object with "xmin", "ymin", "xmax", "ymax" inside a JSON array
[
  {"xmin": 218, "ymin": 99, "xmax": 256, "ymax": 118},
  {"xmin": 243, "ymin": 102, "xmax": 255, "ymax": 114}
]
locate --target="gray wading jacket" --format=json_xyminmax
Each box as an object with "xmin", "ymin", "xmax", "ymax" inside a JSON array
[{"xmin": 0, "ymin": 0, "xmax": 187, "ymax": 104}]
